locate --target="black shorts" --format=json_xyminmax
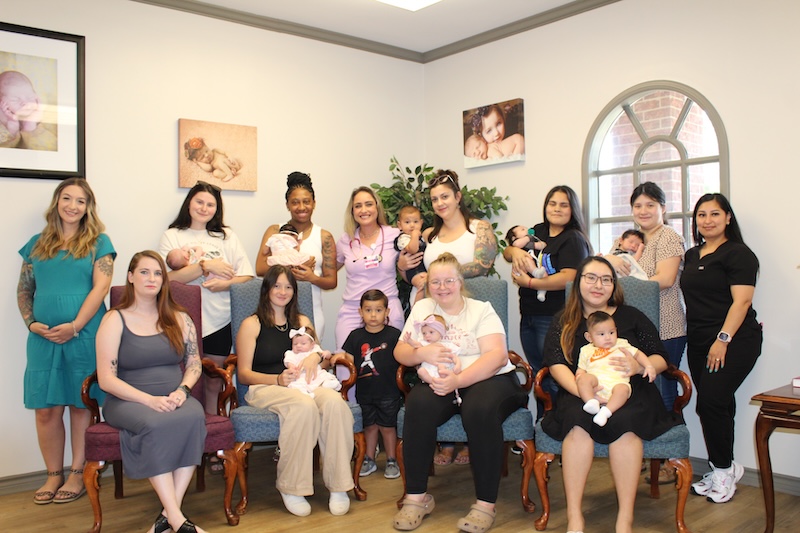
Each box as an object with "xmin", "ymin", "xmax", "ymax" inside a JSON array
[
  {"xmin": 360, "ymin": 397, "xmax": 401, "ymax": 428},
  {"xmin": 203, "ymin": 322, "xmax": 232, "ymax": 356}
]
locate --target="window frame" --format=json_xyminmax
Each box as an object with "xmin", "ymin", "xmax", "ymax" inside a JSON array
[{"xmin": 582, "ymin": 80, "xmax": 729, "ymax": 249}]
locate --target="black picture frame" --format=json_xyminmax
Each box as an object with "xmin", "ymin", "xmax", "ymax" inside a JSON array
[{"xmin": 0, "ymin": 22, "xmax": 85, "ymax": 180}]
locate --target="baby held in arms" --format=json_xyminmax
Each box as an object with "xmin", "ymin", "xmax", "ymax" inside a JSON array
[
  {"xmin": 166, "ymin": 245, "xmax": 220, "ymax": 280},
  {"xmin": 283, "ymin": 325, "xmax": 340, "ymax": 397},
  {"xmin": 266, "ymin": 223, "xmax": 311, "ymax": 267},
  {"xmin": 609, "ymin": 229, "xmax": 649, "ymax": 280},
  {"xmin": 403, "ymin": 314, "xmax": 463, "ymax": 405},
  {"xmin": 577, "ymin": 311, "xmax": 656, "ymax": 426},
  {"xmin": 506, "ymin": 224, "xmax": 548, "ymax": 302}
]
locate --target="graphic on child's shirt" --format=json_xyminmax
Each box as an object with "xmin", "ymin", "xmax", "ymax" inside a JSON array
[{"xmin": 359, "ymin": 342, "xmax": 388, "ymax": 378}]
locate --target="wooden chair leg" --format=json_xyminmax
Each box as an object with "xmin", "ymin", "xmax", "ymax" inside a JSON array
[
  {"xmin": 352, "ymin": 431, "xmax": 367, "ymax": 501},
  {"xmin": 533, "ymin": 451, "xmax": 554, "ymax": 531},
  {"xmin": 396, "ymin": 439, "xmax": 406, "ymax": 509},
  {"xmin": 517, "ymin": 439, "xmax": 536, "ymax": 513},
  {"xmin": 84, "ymin": 460, "xmax": 105, "ymax": 533},
  {"xmin": 196, "ymin": 454, "xmax": 207, "ymax": 492},
  {"xmin": 669, "ymin": 457, "xmax": 693, "ymax": 533},
  {"xmin": 219, "ymin": 448, "xmax": 240, "ymax": 526},
  {"xmin": 648, "ymin": 458, "xmax": 660, "ymax": 498},
  {"xmin": 234, "ymin": 441, "xmax": 252, "ymax": 516},
  {"xmin": 112, "ymin": 460, "xmax": 123, "ymax": 499}
]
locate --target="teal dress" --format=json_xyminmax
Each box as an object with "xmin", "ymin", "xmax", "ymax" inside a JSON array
[{"xmin": 19, "ymin": 233, "xmax": 116, "ymax": 409}]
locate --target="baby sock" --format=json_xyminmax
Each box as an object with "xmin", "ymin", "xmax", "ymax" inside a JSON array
[
  {"xmin": 593, "ymin": 406, "xmax": 613, "ymax": 427},
  {"xmin": 582, "ymin": 398, "xmax": 600, "ymax": 415}
]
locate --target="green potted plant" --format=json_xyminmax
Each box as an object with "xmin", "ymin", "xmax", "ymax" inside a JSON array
[{"xmin": 371, "ymin": 156, "xmax": 509, "ymax": 274}]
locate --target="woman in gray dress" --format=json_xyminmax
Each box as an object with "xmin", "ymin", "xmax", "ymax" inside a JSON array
[{"xmin": 96, "ymin": 251, "xmax": 207, "ymax": 533}]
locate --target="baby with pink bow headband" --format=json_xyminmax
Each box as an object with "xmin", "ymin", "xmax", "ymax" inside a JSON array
[
  {"xmin": 284, "ymin": 325, "xmax": 341, "ymax": 397},
  {"xmin": 404, "ymin": 314, "xmax": 463, "ymax": 405}
]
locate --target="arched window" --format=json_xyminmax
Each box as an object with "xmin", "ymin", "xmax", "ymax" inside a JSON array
[{"xmin": 582, "ymin": 81, "xmax": 729, "ymax": 252}]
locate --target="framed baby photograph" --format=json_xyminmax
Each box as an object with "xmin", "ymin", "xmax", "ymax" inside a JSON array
[
  {"xmin": 463, "ymin": 98, "xmax": 525, "ymax": 169},
  {"xmin": 0, "ymin": 22, "xmax": 84, "ymax": 180},
  {"xmin": 178, "ymin": 118, "xmax": 257, "ymax": 191}
]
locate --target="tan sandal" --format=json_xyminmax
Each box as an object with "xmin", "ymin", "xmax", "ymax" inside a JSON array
[
  {"xmin": 393, "ymin": 494, "xmax": 435, "ymax": 531},
  {"xmin": 33, "ymin": 470, "xmax": 63, "ymax": 505},
  {"xmin": 457, "ymin": 504, "xmax": 496, "ymax": 533}
]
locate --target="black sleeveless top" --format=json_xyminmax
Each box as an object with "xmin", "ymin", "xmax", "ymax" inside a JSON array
[{"xmin": 251, "ymin": 317, "xmax": 293, "ymax": 375}]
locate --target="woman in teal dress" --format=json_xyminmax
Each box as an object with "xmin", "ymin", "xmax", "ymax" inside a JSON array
[{"xmin": 17, "ymin": 178, "xmax": 115, "ymax": 505}]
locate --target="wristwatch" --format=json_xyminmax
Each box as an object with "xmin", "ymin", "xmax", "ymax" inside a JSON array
[{"xmin": 716, "ymin": 331, "xmax": 732, "ymax": 343}]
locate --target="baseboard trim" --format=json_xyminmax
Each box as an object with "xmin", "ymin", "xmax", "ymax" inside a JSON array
[
  {"xmin": 0, "ymin": 465, "xmax": 113, "ymax": 497},
  {"xmin": 3, "ymin": 455, "xmax": 798, "ymax": 497},
  {"xmin": 689, "ymin": 457, "xmax": 800, "ymax": 496}
]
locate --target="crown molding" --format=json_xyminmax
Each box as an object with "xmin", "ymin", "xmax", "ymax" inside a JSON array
[{"xmin": 131, "ymin": 0, "xmax": 621, "ymax": 64}]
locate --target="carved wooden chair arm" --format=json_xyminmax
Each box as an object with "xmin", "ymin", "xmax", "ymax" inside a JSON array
[
  {"xmin": 202, "ymin": 357, "xmax": 238, "ymax": 415},
  {"xmin": 81, "ymin": 371, "xmax": 102, "ymax": 424},
  {"xmin": 533, "ymin": 367, "xmax": 554, "ymax": 412},
  {"xmin": 335, "ymin": 358, "xmax": 358, "ymax": 400}
]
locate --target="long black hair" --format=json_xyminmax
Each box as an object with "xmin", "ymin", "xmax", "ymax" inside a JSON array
[{"xmin": 169, "ymin": 181, "xmax": 227, "ymax": 238}]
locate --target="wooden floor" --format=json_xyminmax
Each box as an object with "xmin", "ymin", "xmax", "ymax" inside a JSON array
[{"xmin": 4, "ymin": 448, "xmax": 799, "ymax": 532}]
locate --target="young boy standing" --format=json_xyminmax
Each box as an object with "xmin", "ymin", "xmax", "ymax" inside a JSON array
[{"xmin": 333, "ymin": 289, "xmax": 403, "ymax": 479}]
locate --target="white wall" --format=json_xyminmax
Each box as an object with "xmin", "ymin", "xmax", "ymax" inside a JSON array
[
  {"xmin": 422, "ymin": 0, "xmax": 800, "ymax": 478},
  {"xmin": 0, "ymin": 0, "xmax": 425, "ymax": 478},
  {"xmin": 2, "ymin": 0, "xmax": 798, "ymax": 483}
]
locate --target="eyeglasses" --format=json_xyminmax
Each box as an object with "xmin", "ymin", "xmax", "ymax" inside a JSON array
[
  {"xmin": 581, "ymin": 273, "xmax": 614, "ymax": 286},
  {"xmin": 429, "ymin": 173, "xmax": 459, "ymax": 189},
  {"xmin": 428, "ymin": 278, "xmax": 460, "ymax": 289}
]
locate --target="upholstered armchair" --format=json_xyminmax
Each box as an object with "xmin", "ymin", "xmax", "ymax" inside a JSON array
[
  {"xmin": 395, "ymin": 277, "xmax": 537, "ymax": 513},
  {"xmin": 223, "ymin": 278, "xmax": 366, "ymax": 524},
  {"xmin": 532, "ymin": 276, "xmax": 693, "ymax": 532},
  {"xmin": 81, "ymin": 282, "xmax": 238, "ymax": 532}
]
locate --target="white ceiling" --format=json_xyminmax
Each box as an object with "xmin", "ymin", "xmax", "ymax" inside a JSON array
[{"xmin": 137, "ymin": 0, "xmax": 618, "ymax": 61}]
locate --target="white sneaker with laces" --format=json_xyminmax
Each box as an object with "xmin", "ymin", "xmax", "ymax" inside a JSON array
[
  {"xmin": 706, "ymin": 462, "xmax": 744, "ymax": 503},
  {"xmin": 691, "ymin": 470, "xmax": 714, "ymax": 496}
]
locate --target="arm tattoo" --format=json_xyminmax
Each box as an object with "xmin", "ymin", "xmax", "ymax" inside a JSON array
[
  {"xmin": 322, "ymin": 233, "xmax": 336, "ymax": 270},
  {"xmin": 182, "ymin": 313, "xmax": 202, "ymax": 377},
  {"xmin": 110, "ymin": 358, "xmax": 118, "ymax": 377},
  {"xmin": 17, "ymin": 262, "xmax": 36, "ymax": 327},
  {"xmin": 462, "ymin": 221, "xmax": 497, "ymax": 277},
  {"xmin": 96, "ymin": 254, "xmax": 114, "ymax": 277}
]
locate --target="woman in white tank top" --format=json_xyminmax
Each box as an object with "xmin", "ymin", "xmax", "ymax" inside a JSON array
[
  {"xmin": 255, "ymin": 172, "xmax": 337, "ymax": 338},
  {"xmin": 399, "ymin": 169, "xmax": 498, "ymax": 466}
]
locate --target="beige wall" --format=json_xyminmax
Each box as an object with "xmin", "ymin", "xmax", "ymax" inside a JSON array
[
  {"xmin": 2, "ymin": 0, "xmax": 798, "ymax": 483},
  {"xmin": 422, "ymin": 0, "xmax": 800, "ymax": 478}
]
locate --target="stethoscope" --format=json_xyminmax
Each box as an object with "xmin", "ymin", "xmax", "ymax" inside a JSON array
[{"xmin": 350, "ymin": 226, "xmax": 385, "ymax": 262}]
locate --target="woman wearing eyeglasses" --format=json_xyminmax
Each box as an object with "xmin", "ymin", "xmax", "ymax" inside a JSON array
[
  {"xmin": 541, "ymin": 256, "xmax": 680, "ymax": 533},
  {"xmin": 399, "ymin": 169, "xmax": 498, "ymax": 466},
  {"xmin": 159, "ymin": 181, "xmax": 254, "ymax": 414},
  {"xmin": 393, "ymin": 253, "xmax": 526, "ymax": 532},
  {"xmin": 503, "ymin": 185, "xmax": 592, "ymax": 420},
  {"xmin": 335, "ymin": 186, "xmax": 404, "ymax": 350}
]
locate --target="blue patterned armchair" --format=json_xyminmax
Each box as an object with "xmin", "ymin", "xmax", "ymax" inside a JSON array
[
  {"xmin": 532, "ymin": 276, "xmax": 693, "ymax": 532},
  {"xmin": 222, "ymin": 278, "xmax": 366, "ymax": 525},
  {"xmin": 395, "ymin": 277, "xmax": 537, "ymax": 513}
]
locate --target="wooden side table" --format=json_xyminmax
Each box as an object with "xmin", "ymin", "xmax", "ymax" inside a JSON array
[{"xmin": 752, "ymin": 385, "xmax": 800, "ymax": 533}]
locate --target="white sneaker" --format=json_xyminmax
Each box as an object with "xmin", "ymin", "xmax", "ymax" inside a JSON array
[
  {"xmin": 691, "ymin": 470, "xmax": 714, "ymax": 496},
  {"xmin": 329, "ymin": 491, "xmax": 350, "ymax": 516},
  {"xmin": 280, "ymin": 492, "xmax": 311, "ymax": 516},
  {"xmin": 706, "ymin": 462, "xmax": 744, "ymax": 504}
]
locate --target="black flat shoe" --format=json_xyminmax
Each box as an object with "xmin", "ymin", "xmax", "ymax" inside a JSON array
[
  {"xmin": 154, "ymin": 513, "xmax": 170, "ymax": 533},
  {"xmin": 176, "ymin": 519, "xmax": 198, "ymax": 533}
]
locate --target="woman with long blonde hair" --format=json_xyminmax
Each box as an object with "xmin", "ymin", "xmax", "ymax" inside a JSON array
[{"xmin": 17, "ymin": 177, "xmax": 116, "ymax": 505}]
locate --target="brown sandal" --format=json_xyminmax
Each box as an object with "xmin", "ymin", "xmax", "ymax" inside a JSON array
[
  {"xmin": 393, "ymin": 494, "xmax": 435, "ymax": 531},
  {"xmin": 457, "ymin": 504, "xmax": 496, "ymax": 533}
]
